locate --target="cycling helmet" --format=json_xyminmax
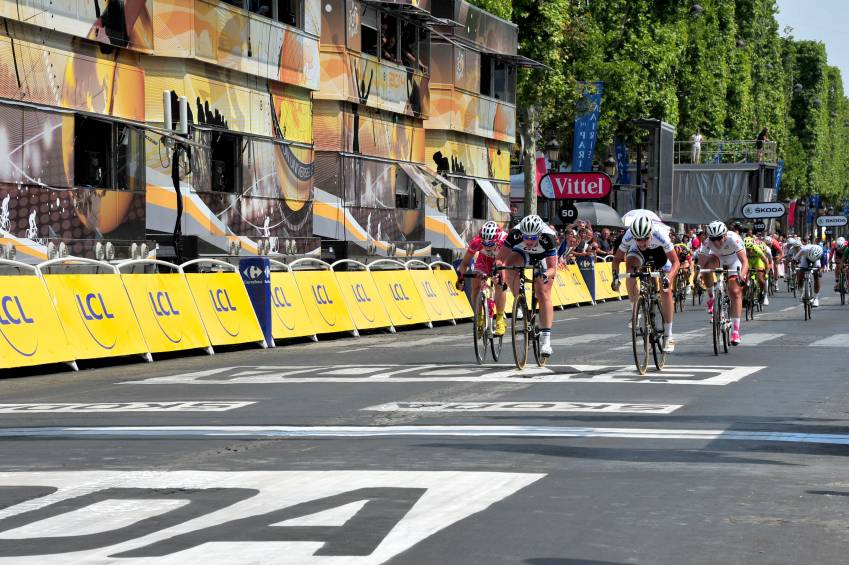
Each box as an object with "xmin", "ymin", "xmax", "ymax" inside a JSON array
[
  {"xmin": 517, "ymin": 214, "xmax": 545, "ymax": 235},
  {"xmin": 744, "ymin": 236, "xmax": 756, "ymax": 250},
  {"xmin": 480, "ymin": 221, "xmax": 500, "ymax": 241},
  {"xmin": 807, "ymin": 246, "xmax": 823, "ymax": 262},
  {"xmin": 837, "ymin": 237, "xmax": 847, "ymax": 248},
  {"xmin": 630, "ymin": 215, "xmax": 653, "ymax": 240},
  {"xmin": 788, "ymin": 237, "xmax": 801, "ymax": 247},
  {"xmin": 706, "ymin": 221, "xmax": 728, "ymax": 238}
]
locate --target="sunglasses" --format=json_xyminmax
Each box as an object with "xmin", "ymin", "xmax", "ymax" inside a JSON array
[
  {"xmin": 635, "ymin": 237, "xmax": 650, "ymax": 242},
  {"xmin": 481, "ymin": 240, "xmax": 497, "ymax": 247},
  {"xmin": 522, "ymin": 234, "xmax": 539, "ymax": 241},
  {"xmin": 709, "ymin": 236, "xmax": 724, "ymax": 242}
]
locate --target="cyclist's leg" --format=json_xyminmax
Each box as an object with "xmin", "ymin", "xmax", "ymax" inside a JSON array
[
  {"xmin": 658, "ymin": 260, "xmax": 675, "ymax": 349},
  {"xmin": 503, "ymin": 249, "xmax": 526, "ymax": 297},
  {"xmin": 534, "ymin": 258, "xmax": 557, "ymax": 356},
  {"xmin": 813, "ymin": 267, "xmax": 821, "ymax": 304},
  {"xmin": 624, "ymin": 251, "xmax": 643, "ymax": 305},
  {"xmin": 725, "ymin": 256, "xmax": 744, "ymax": 338},
  {"xmin": 699, "ymin": 252, "xmax": 720, "ymax": 307}
]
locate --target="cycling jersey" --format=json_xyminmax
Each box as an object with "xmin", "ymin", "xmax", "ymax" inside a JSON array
[
  {"xmin": 697, "ymin": 231, "xmax": 745, "ymax": 273},
  {"xmin": 794, "ymin": 244, "xmax": 821, "ymax": 269},
  {"xmin": 466, "ymin": 232, "xmax": 507, "ymax": 275},
  {"xmin": 746, "ymin": 242, "xmax": 768, "ymax": 270},
  {"xmin": 834, "ymin": 246, "xmax": 849, "ymax": 260},
  {"xmin": 620, "ymin": 224, "xmax": 675, "ymax": 272},
  {"xmin": 674, "ymin": 243, "xmax": 692, "ymax": 263},
  {"xmin": 505, "ymin": 226, "xmax": 558, "ymax": 264}
]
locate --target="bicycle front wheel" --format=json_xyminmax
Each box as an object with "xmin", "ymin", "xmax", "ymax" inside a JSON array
[
  {"xmin": 721, "ymin": 296, "xmax": 730, "ymax": 353},
  {"xmin": 490, "ymin": 318, "xmax": 504, "ymax": 361},
  {"xmin": 712, "ymin": 290, "xmax": 721, "ymax": 356},
  {"xmin": 511, "ymin": 296, "xmax": 529, "ymax": 370},
  {"xmin": 650, "ymin": 300, "xmax": 668, "ymax": 371},
  {"xmin": 472, "ymin": 293, "xmax": 488, "ymax": 364},
  {"xmin": 530, "ymin": 296, "xmax": 547, "ymax": 367},
  {"xmin": 632, "ymin": 298, "xmax": 649, "ymax": 375}
]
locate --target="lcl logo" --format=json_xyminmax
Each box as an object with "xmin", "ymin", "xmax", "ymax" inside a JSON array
[
  {"xmin": 75, "ymin": 293, "xmax": 117, "ymax": 350},
  {"xmin": 352, "ymin": 284, "xmax": 371, "ymax": 303},
  {"xmin": 444, "ymin": 280, "xmax": 459, "ymax": 297},
  {"xmin": 148, "ymin": 292, "xmax": 181, "ymax": 317},
  {"xmin": 390, "ymin": 283, "xmax": 410, "ymax": 301},
  {"xmin": 272, "ymin": 287, "xmax": 293, "ymax": 309},
  {"xmin": 0, "ymin": 296, "xmax": 34, "ymax": 326},
  {"xmin": 312, "ymin": 285, "xmax": 334, "ymax": 305},
  {"xmin": 210, "ymin": 289, "xmax": 237, "ymax": 312},
  {"xmin": 422, "ymin": 281, "xmax": 438, "ymax": 299},
  {"xmin": 0, "ymin": 295, "xmax": 37, "ymax": 357},
  {"xmin": 76, "ymin": 293, "xmax": 115, "ymax": 321}
]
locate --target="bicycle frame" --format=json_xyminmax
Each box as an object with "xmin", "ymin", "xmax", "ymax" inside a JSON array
[
  {"xmin": 706, "ymin": 268, "xmax": 732, "ymax": 355},
  {"xmin": 498, "ymin": 264, "xmax": 547, "ymax": 370},
  {"xmin": 627, "ymin": 266, "xmax": 668, "ymax": 375}
]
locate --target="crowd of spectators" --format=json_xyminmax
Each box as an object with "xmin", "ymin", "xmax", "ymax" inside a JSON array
[{"xmin": 554, "ymin": 221, "xmax": 623, "ymax": 264}]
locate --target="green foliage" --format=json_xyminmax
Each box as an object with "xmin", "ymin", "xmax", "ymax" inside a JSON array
[{"xmin": 465, "ymin": 0, "xmax": 849, "ymax": 201}]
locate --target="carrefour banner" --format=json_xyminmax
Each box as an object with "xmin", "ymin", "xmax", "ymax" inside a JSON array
[
  {"xmin": 120, "ymin": 273, "xmax": 211, "ymax": 354},
  {"xmin": 370, "ymin": 270, "xmax": 430, "ymax": 328},
  {"xmin": 571, "ymin": 81, "xmax": 604, "ymax": 172},
  {"xmin": 268, "ymin": 271, "xmax": 317, "ymax": 340},
  {"xmin": 43, "ymin": 274, "xmax": 149, "ymax": 361},
  {"xmin": 0, "ymin": 275, "xmax": 72, "ymax": 369},
  {"xmin": 183, "ymin": 272, "xmax": 264, "ymax": 347}
]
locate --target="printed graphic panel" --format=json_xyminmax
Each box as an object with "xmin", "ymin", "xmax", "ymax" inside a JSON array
[
  {"xmin": 431, "ymin": 268, "xmax": 473, "ymax": 319},
  {"xmin": 370, "ymin": 269, "xmax": 429, "ymax": 327},
  {"xmin": 184, "ymin": 272, "xmax": 264, "ymax": 346},
  {"xmin": 407, "ymin": 268, "xmax": 454, "ymax": 322},
  {"xmin": 268, "ymin": 270, "xmax": 316, "ymax": 339},
  {"xmin": 291, "ymin": 270, "xmax": 355, "ymax": 334},
  {"xmin": 332, "ymin": 270, "xmax": 392, "ymax": 331},
  {"xmin": 42, "ymin": 273, "xmax": 149, "ymax": 360}
]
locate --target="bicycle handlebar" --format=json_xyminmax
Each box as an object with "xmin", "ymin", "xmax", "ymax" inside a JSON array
[{"xmin": 626, "ymin": 271, "xmax": 663, "ymax": 279}]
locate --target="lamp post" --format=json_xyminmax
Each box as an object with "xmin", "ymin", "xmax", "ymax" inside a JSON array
[{"xmin": 545, "ymin": 140, "xmax": 560, "ymax": 171}]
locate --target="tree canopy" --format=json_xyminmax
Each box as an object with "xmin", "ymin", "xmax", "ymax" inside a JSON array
[{"xmin": 469, "ymin": 0, "xmax": 849, "ymax": 201}]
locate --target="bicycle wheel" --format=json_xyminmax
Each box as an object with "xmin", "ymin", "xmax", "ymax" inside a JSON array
[
  {"xmin": 743, "ymin": 284, "xmax": 753, "ymax": 321},
  {"xmin": 490, "ymin": 315, "xmax": 504, "ymax": 361},
  {"xmin": 650, "ymin": 299, "xmax": 668, "ymax": 371},
  {"xmin": 511, "ymin": 294, "xmax": 529, "ymax": 370},
  {"xmin": 472, "ymin": 292, "xmax": 489, "ymax": 364},
  {"xmin": 711, "ymin": 289, "xmax": 721, "ymax": 356},
  {"xmin": 632, "ymin": 298, "xmax": 649, "ymax": 375},
  {"xmin": 530, "ymin": 295, "xmax": 547, "ymax": 367},
  {"xmin": 721, "ymin": 296, "xmax": 730, "ymax": 353},
  {"xmin": 840, "ymin": 272, "xmax": 846, "ymax": 306}
]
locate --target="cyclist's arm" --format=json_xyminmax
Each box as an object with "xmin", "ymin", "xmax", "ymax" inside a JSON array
[
  {"xmin": 737, "ymin": 249, "xmax": 749, "ymax": 280},
  {"xmin": 611, "ymin": 248, "xmax": 626, "ymax": 280},
  {"xmin": 544, "ymin": 255, "xmax": 557, "ymax": 281},
  {"xmin": 665, "ymin": 249, "xmax": 680, "ymax": 286},
  {"xmin": 457, "ymin": 249, "xmax": 475, "ymax": 276}
]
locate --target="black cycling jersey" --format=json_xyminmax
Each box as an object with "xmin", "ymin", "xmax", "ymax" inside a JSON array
[{"xmin": 505, "ymin": 228, "xmax": 558, "ymax": 262}]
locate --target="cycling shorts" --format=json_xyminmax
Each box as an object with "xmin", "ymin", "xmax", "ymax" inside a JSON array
[
  {"xmin": 749, "ymin": 258, "xmax": 766, "ymax": 271},
  {"xmin": 696, "ymin": 249, "xmax": 742, "ymax": 275}
]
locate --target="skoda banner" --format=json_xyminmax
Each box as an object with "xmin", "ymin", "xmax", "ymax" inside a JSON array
[
  {"xmin": 816, "ymin": 215, "xmax": 848, "ymax": 227},
  {"xmin": 741, "ymin": 202, "xmax": 786, "ymax": 219}
]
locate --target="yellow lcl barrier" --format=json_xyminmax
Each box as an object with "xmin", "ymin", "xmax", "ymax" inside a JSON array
[
  {"xmin": 39, "ymin": 258, "xmax": 150, "ymax": 362},
  {"xmin": 181, "ymin": 259, "xmax": 265, "ymax": 348},
  {"xmin": 267, "ymin": 260, "xmax": 318, "ymax": 341},
  {"xmin": 0, "ymin": 260, "xmax": 73, "ymax": 370},
  {"xmin": 119, "ymin": 260, "xmax": 212, "ymax": 355},
  {"xmin": 430, "ymin": 262, "xmax": 473, "ymax": 319},
  {"xmin": 406, "ymin": 260, "xmax": 455, "ymax": 323},
  {"xmin": 290, "ymin": 258, "xmax": 356, "ymax": 336},
  {"xmin": 331, "ymin": 261, "xmax": 393, "ymax": 331},
  {"xmin": 369, "ymin": 259, "xmax": 431, "ymax": 328}
]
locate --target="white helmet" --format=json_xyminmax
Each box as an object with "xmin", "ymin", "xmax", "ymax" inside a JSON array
[
  {"xmin": 788, "ymin": 237, "xmax": 801, "ymax": 247},
  {"xmin": 837, "ymin": 237, "xmax": 846, "ymax": 248},
  {"xmin": 807, "ymin": 246, "xmax": 823, "ymax": 262},
  {"xmin": 517, "ymin": 214, "xmax": 545, "ymax": 235},
  {"xmin": 630, "ymin": 215, "xmax": 653, "ymax": 239},
  {"xmin": 706, "ymin": 221, "xmax": 728, "ymax": 238},
  {"xmin": 480, "ymin": 221, "xmax": 500, "ymax": 241}
]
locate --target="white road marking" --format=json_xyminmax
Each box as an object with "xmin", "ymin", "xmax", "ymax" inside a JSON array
[
  {"xmin": 3, "ymin": 426, "xmax": 849, "ymax": 445},
  {"xmin": 0, "ymin": 470, "xmax": 543, "ymax": 564},
  {"xmin": 781, "ymin": 306, "xmax": 796, "ymax": 312},
  {"xmin": 550, "ymin": 334, "xmax": 619, "ymax": 346},
  {"xmin": 810, "ymin": 334, "xmax": 849, "ymax": 347},
  {"xmin": 0, "ymin": 402, "xmax": 254, "ymax": 413},
  {"xmin": 364, "ymin": 401, "xmax": 683, "ymax": 414},
  {"xmin": 739, "ymin": 333, "xmax": 784, "ymax": 346},
  {"xmin": 342, "ymin": 336, "xmax": 458, "ymax": 353},
  {"xmin": 125, "ymin": 364, "xmax": 765, "ymax": 386}
]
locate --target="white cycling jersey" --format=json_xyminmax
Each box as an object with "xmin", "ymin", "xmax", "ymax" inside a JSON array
[
  {"xmin": 697, "ymin": 231, "xmax": 745, "ymax": 272},
  {"xmin": 619, "ymin": 223, "xmax": 674, "ymax": 253},
  {"xmin": 794, "ymin": 244, "xmax": 821, "ymax": 269}
]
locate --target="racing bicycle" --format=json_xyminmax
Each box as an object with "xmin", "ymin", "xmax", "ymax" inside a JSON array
[
  {"xmin": 499, "ymin": 264, "xmax": 548, "ymax": 370},
  {"xmin": 673, "ymin": 269, "xmax": 689, "ymax": 313},
  {"xmin": 799, "ymin": 266, "xmax": 816, "ymax": 321},
  {"xmin": 464, "ymin": 270, "xmax": 504, "ymax": 364},
  {"xmin": 627, "ymin": 265, "xmax": 669, "ymax": 375},
  {"xmin": 836, "ymin": 267, "xmax": 847, "ymax": 306},
  {"xmin": 786, "ymin": 260, "xmax": 798, "ymax": 296},
  {"xmin": 707, "ymin": 268, "xmax": 733, "ymax": 355}
]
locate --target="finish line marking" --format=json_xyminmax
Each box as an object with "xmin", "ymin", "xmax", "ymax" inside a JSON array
[
  {"xmin": 0, "ymin": 402, "xmax": 254, "ymax": 413},
  {"xmin": 125, "ymin": 364, "xmax": 766, "ymax": 386},
  {"xmin": 2, "ymin": 425, "xmax": 849, "ymax": 445},
  {"xmin": 364, "ymin": 401, "xmax": 683, "ymax": 414}
]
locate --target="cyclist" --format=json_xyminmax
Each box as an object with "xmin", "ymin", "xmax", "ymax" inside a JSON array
[
  {"xmin": 695, "ymin": 221, "xmax": 748, "ymax": 345},
  {"xmin": 833, "ymin": 237, "xmax": 849, "ymax": 291},
  {"xmin": 673, "ymin": 233, "xmax": 693, "ymax": 292},
  {"xmin": 456, "ymin": 221, "xmax": 508, "ymax": 335},
  {"xmin": 794, "ymin": 243, "xmax": 823, "ymax": 307},
  {"xmin": 744, "ymin": 236, "xmax": 769, "ymax": 306},
  {"xmin": 764, "ymin": 235, "xmax": 783, "ymax": 282},
  {"xmin": 499, "ymin": 214, "xmax": 559, "ymax": 357},
  {"xmin": 611, "ymin": 214, "xmax": 680, "ymax": 352}
]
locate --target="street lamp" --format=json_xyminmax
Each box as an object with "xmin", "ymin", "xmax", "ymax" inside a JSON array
[
  {"xmin": 545, "ymin": 140, "xmax": 560, "ymax": 169},
  {"xmin": 603, "ymin": 156, "xmax": 616, "ymax": 179}
]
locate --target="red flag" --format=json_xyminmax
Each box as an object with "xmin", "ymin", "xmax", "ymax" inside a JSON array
[{"xmin": 788, "ymin": 200, "xmax": 797, "ymax": 227}]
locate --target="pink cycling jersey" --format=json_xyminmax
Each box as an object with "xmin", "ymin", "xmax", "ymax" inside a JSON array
[{"xmin": 467, "ymin": 232, "xmax": 506, "ymax": 275}]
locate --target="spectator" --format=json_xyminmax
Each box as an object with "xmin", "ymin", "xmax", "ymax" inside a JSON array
[
  {"xmin": 691, "ymin": 229, "xmax": 703, "ymax": 251},
  {"xmin": 597, "ymin": 227, "xmax": 613, "ymax": 254},
  {"xmin": 756, "ymin": 127, "xmax": 769, "ymax": 161},
  {"xmin": 691, "ymin": 128, "xmax": 702, "ymax": 164}
]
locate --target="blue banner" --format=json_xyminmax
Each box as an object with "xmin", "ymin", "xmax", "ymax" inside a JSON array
[
  {"xmin": 571, "ymin": 82, "xmax": 603, "ymax": 172},
  {"xmin": 807, "ymin": 195, "xmax": 820, "ymax": 224},
  {"xmin": 775, "ymin": 159, "xmax": 784, "ymax": 194},
  {"xmin": 614, "ymin": 137, "xmax": 630, "ymax": 185},
  {"xmin": 239, "ymin": 257, "xmax": 274, "ymax": 348}
]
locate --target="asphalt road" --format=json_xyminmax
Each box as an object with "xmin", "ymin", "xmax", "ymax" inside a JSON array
[{"xmin": 2, "ymin": 277, "xmax": 849, "ymax": 564}]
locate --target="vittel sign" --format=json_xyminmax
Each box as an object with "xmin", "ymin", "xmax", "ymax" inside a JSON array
[
  {"xmin": 816, "ymin": 215, "xmax": 848, "ymax": 227},
  {"xmin": 741, "ymin": 202, "xmax": 786, "ymax": 219},
  {"xmin": 539, "ymin": 172, "xmax": 612, "ymax": 200}
]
